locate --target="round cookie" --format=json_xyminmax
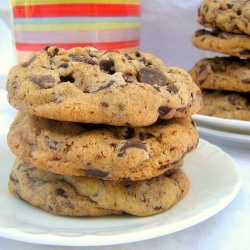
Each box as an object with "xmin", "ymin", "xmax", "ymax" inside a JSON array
[
  {"xmin": 189, "ymin": 57, "xmax": 250, "ymax": 92},
  {"xmin": 9, "ymin": 160, "xmax": 190, "ymax": 217},
  {"xmin": 192, "ymin": 29, "xmax": 250, "ymax": 58},
  {"xmin": 7, "ymin": 112, "xmax": 198, "ymax": 181},
  {"xmin": 199, "ymin": 90, "xmax": 250, "ymax": 121},
  {"xmin": 198, "ymin": 0, "xmax": 250, "ymax": 35},
  {"xmin": 7, "ymin": 46, "xmax": 202, "ymax": 127}
]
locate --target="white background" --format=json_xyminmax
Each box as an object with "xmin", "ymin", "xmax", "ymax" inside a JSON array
[{"xmin": 0, "ymin": 0, "xmax": 250, "ymax": 249}]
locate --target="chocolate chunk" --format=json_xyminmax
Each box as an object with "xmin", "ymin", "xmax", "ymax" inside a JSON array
[
  {"xmin": 227, "ymin": 94, "xmax": 242, "ymax": 105},
  {"xmin": 242, "ymin": 79, "xmax": 250, "ymax": 84},
  {"xmin": 195, "ymin": 29, "xmax": 207, "ymax": 37},
  {"xmin": 58, "ymin": 62, "xmax": 69, "ymax": 68},
  {"xmin": 47, "ymin": 137, "xmax": 63, "ymax": 150},
  {"xmin": 137, "ymin": 66, "xmax": 168, "ymax": 86},
  {"xmin": 166, "ymin": 84, "xmax": 179, "ymax": 94},
  {"xmin": 123, "ymin": 127, "xmax": 135, "ymax": 139},
  {"xmin": 158, "ymin": 106, "xmax": 172, "ymax": 116},
  {"xmin": 154, "ymin": 206, "xmax": 162, "ymax": 210},
  {"xmin": 239, "ymin": 50, "xmax": 250, "ymax": 55},
  {"xmin": 138, "ymin": 132, "xmax": 155, "ymax": 140},
  {"xmin": 135, "ymin": 52, "xmax": 141, "ymax": 57},
  {"xmin": 99, "ymin": 59, "xmax": 115, "ymax": 74},
  {"xmin": 60, "ymin": 75, "xmax": 75, "ymax": 83},
  {"xmin": 56, "ymin": 188, "xmax": 68, "ymax": 198},
  {"xmin": 22, "ymin": 55, "xmax": 37, "ymax": 67},
  {"xmin": 227, "ymin": 3, "xmax": 233, "ymax": 8},
  {"xmin": 118, "ymin": 139, "xmax": 147, "ymax": 157},
  {"xmin": 69, "ymin": 55, "xmax": 96, "ymax": 65},
  {"xmin": 10, "ymin": 174, "xmax": 19, "ymax": 184},
  {"xmin": 139, "ymin": 57, "xmax": 152, "ymax": 66},
  {"xmin": 30, "ymin": 75, "xmax": 56, "ymax": 88},
  {"xmin": 44, "ymin": 47, "xmax": 59, "ymax": 57},
  {"xmin": 84, "ymin": 168, "xmax": 109, "ymax": 178},
  {"xmin": 114, "ymin": 127, "xmax": 134, "ymax": 139},
  {"xmin": 92, "ymin": 80, "xmax": 115, "ymax": 92},
  {"xmin": 124, "ymin": 53, "xmax": 132, "ymax": 60}
]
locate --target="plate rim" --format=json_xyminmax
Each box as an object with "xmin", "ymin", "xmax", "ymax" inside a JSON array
[
  {"xmin": 0, "ymin": 139, "xmax": 241, "ymax": 246},
  {"xmin": 193, "ymin": 114, "xmax": 250, "ymax": 132}
]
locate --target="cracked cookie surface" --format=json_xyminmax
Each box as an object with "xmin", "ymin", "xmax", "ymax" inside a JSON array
[
  {"xmin": 192, "ymin": 29, "xmax": 250, "ymax": 58},
  {"xmin": 7, "ymin": 46, "xmax": 202, "ymax": 127},
  {"xmin": 198, "ymin": 0, "xmax": 250, "ymax": 35},
  {"xmin": 9, "ymin": 159, "xmax": 190, "ymax": 217},
  {"xmin": 189, "ymin": 57, "xmax": 250, "ymax": 92},
  {"xmin": 199, "ymin": 90, "xmax": 250, "ymax": 121},
  {"xmin": 7, "ymin": 113, "xmax": 198, "ymax": 180}
]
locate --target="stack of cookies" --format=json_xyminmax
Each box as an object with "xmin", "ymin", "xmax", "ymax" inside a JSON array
[
  {"xmin": 190, "ymin": 0, "xmax": 250, "ymax": 121},
  {"xmin": 6, "ymin": 46, "xmax": 202, "ymax": 217}
]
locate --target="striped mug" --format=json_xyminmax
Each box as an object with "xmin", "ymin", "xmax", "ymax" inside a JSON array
[{"xmin": 11, "ymin": 0, "xmax": 141, "ymax": 62}]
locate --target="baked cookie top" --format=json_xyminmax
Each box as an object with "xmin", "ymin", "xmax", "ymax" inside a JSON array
[
  {"xmin": 7, "ymin": 46, "xmax": 202, "ymax": 126},
  {"xmin": 7, "ymin": 112, "xmax": 199, "ymax": 180},
  {"xmin": 189, "ymin": 57, "xmax": 250, "ymax": 92},
  {"xmin": 199, "ymin": 90, "xmax": 250, "ymax": 121},
  {"xmin": 198, "ymin": 0, "xmax": 250, "ymax": 35},
  {"xmin": 192, "ymin": 29, "xmax": 250, "ymax": 58},
  {"xmin": 9, "ymin": 159, "xmax": 190, "ymax": 217}
]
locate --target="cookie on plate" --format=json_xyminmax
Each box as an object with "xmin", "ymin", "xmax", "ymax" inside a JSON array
[
  {"xmin": 9, "ymin": 159, "xmax": 190, "ymax": 217},
  {"xmin": 7, "ymin": 113, "xmax": 198, "ymax": 180},
  {"xmin": 7, "ymin": 46, "xmax": 202, "ymax": 127},
  {"xmin": 197, "ymin": 0, "xmax": 250, "ymax": 35},
  {"xmin": 199, "ymin": 90, "xmax": 250, "ymax": 121},
  {"xmin": 192, "ymin": 29, "xmax": 250, "ymax": 58},
  {"xmin": 189, "ymin": 57, "xmax": 250, "ymax": 92}
]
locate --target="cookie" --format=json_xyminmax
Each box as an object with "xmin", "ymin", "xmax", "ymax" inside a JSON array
[
  {"xmin": 7, "ymin": 46, "xmax": 202, "ymax": 127},
  {"xmin": 9, "ymin": 160, "xmax": 190, "ymax": 217},
  {"xmin": 198, "ymin": 0, "xmax": 250, "ymax": 35},
  {"xmin": 189, "ymin": 57, "xmax": 250, "ymax": 92},
  {"xmin": 192, "ymin": 29, "xmax": 250, "ymax": 58},
  {"xmin": 7, "ymin": 113, "xmax": 198, "ymax": 181},
  {"xmin": 199, "ymin": 90, "xmax": 250, "ymax": 121}
]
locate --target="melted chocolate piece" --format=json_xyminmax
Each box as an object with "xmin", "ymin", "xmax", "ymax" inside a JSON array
[
  {"xmin": 158, "ymin": 106, "xmax": 172, "ymax": 116},
  {"xmin": 69, "ymin": 55, "xmax": 96, "ymax": 65},
  {"xmin": 30, "ymin": 75, "xmax": 56, "ymax": 88},
  {"xmin": 58, "ymin": 62, "xmax": 69, "ymax": 68},
  {"xmin": 56, "ymin": 188, "xmax": 68, "ymax": 198},
  {"xmin": 137, "ymin": 66, "xmax": 168, "ymax": 86},
  {"xmin": 166, "ymin": 84, "xmax": 179, "ymax": 94},
  {"xmin": 99, "ymin": 59, "xmax": 115, "ymax": 74},
  {"xmin": 84, "ymin": 169, "xmax": 109, "ymax": 178},
  {"xmin": 60, "ymin": 75, "xmax": 75, "ymax": 83},
  {"xmin": 22, "ymin": 55, "xmax": 37, "ymax": 67},
  {"xmin": 92, "ymin": 80, "xmax": 115, "ymax": 93},
  {"xmin": 195, "ymin": 29, "xmax": 207, "ymax": 37},
  {"xmin": 118, "ymin": 139, "xmax": 147, "ymax": 157}
]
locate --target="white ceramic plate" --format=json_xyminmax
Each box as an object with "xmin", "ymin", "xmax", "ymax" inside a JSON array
[
  {"xmin": 0, "ymin": 137, "xmax": 241, "ymax": 246},
  {"xmin": 198, "ymin": 126, "xmax": 250, "ymax": 149},
  {"xmin": 193, "ymin": 114, "xmax": 250, "ymax": 135}
]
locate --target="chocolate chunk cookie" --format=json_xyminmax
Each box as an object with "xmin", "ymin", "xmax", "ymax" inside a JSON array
[
  {"xmin": 199, "ymin": 90, "xmax": 250, "ymax": 121},
  {"xmin": 7, "ymin": 113, "xmax": 199, "ymax": 180},
  {"xmin": 189, "ymin": 57, "xmax": 250, "ymax": 92},
  {"xmin": 198, "ymin": 0, "xmax": 250, "ymax": 35},
  {"xmin": 192, "ymin": 29, "xmax": 250, "ymax": 58},
  {"xmin": 9, "ymin": 160, "xmax": 190, "ymax": 217},
  {"xmin": 7, "ymin": 46, "xmax": 202, "ymax": 127}
]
